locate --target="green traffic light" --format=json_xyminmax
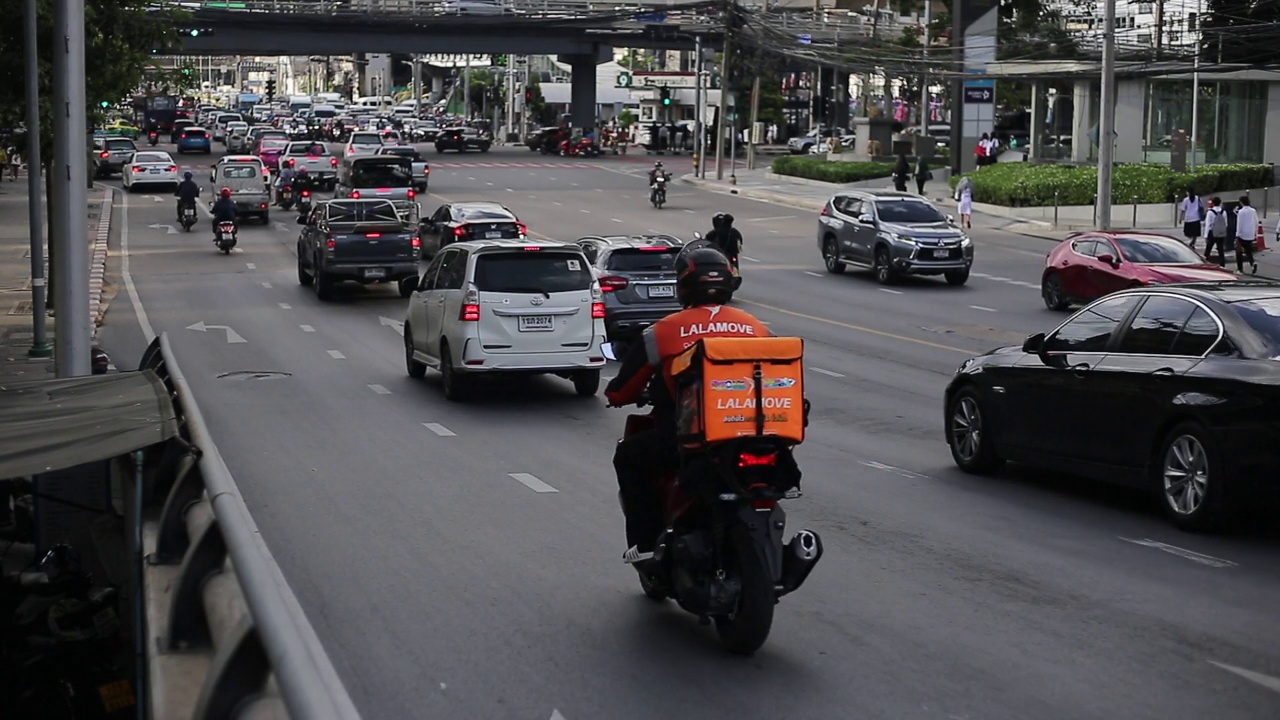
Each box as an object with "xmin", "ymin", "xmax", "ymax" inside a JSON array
[
  {"xmin": 99, "ymin": 101, "xmax": 109, "ymax": 108},
  {"xmin": 189, "ymin": 29, "xmax": 200, "ymax": 37}
]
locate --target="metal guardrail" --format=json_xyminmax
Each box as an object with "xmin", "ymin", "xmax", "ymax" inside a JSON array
[{"xmin": 137, "ymin": 333, "xmax": 362, "ymax": 720}]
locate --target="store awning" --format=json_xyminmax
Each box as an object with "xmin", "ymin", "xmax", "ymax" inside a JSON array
[{"xmin": 0, "ymin": 370, "xmax": 179, "ymax": 479}]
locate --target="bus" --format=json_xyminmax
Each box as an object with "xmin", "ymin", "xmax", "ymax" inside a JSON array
[{"xmin": 140, "ymin": 95, "xmax": 189, "ymax": 132}]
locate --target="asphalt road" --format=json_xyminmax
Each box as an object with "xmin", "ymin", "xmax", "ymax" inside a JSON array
[{"xmin": 97, "ymin": 142, "xmax": 1280, "ymax": 720}]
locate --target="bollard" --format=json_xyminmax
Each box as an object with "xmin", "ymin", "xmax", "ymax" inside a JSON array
[
  {"xmin": 692, "ymin": 153, "xmax": 700, "ymax": 175},
  {"xmin": 1054, "ymin": 190, "xmax": 1059, "ymax": 227},
  {"xmin": 1265, "ymin": 187, "xmax": 1270, "ymax": 219},
  {"xmin": 1132, "ymin": 196, "xmax": 1138, "ymax": 228}
]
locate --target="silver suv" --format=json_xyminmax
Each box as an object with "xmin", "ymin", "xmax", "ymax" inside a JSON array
[{"xmin": 817, "ymin": 191, "xmax": 973, "ymax": 286}]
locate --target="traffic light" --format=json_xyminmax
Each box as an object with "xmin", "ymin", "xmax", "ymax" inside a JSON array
[
  {"xmin": 265, "ymin": 78, "xmax": 277, "ymax": 104},
  {"xmin": 524, "ymin": 88, "xmax": 533, "ymax": 103},
  {"xmin": 99, "ymin": 100, "xmax": 110, "ymax": 108},
  {"xmin": 659, "ymin": 86, "xmax": 671, "ymax": 106},
  {"xmin": 494, "ymin": 55, "xmax": 507, "ymax": 67},
  {"xmin": 185, "ymin": 28, "xmax": 213, "ymax": 37}
]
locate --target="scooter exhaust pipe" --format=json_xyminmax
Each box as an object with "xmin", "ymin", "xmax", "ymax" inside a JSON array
[{"xmin": 777, "ymin": 529, "xmax": 822, "ymax": 597}]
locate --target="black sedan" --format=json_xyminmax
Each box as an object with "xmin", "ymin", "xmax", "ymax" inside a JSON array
[
  {"xmin": 418, "ymin": 201, "xmax": 526, "ymax": 258},
  {"xmin": 434, "ymin": 126, "xmax": 492, "ymax": 153},
  {"xmin": 943, "ymin": 281, "xmax": 1280, "ymax": 531}
]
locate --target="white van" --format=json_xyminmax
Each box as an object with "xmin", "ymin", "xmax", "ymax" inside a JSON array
[
  {"xmin": 288, "ymin": 95, "xmax": 313, "ymax": 114},
  {"xmin": 355, "ymin": 96, "xmax": 395, "ymax": 111}
]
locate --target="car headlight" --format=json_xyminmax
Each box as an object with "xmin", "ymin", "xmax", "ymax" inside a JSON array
[
  {"xmin": 960, "ymin": 236, "xmax": 972, "ymax": 247},
  {"xmin": 890, "ymin": 233, "xmax": 916, "ymax": 245}
]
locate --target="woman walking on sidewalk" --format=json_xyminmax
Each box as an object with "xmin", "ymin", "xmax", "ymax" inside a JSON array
[
  {"xmin": 1203, "ymin": 196, "xmax": 1228, "ymax": 267},
  {"xmin": 1234, "ymin": 195, "xmax": 1260, "ymax": 276},
  {"xmin": 954, "ymin": 175, "xmax": 974, "ymax": 229},
  {"xmin": 913, "ymin": 156, "xmax": 931, "ymax": 196}
]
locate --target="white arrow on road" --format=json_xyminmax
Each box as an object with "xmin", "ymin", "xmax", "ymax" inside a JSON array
[
  {"xmin": 186, "ymin": 321, "xmax": 247, "ymax": 344},
  {"xmin": 550, "ymin": 711, "xmax": 567, "ymax": 720},
  {"xmin": 148, "ymin": 223, "xmax": 178, "ymax": 234},
  {"xmin": 379, "ymin": 316, "xmax": 405, "ymax": 334},
  {"xmin": 145, "ymin": 195, "xmax": 164, "ymax": 203}
]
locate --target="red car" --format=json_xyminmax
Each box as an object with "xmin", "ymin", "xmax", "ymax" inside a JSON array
[
  {"xmin": 256, "ymin": 139, "xmax": 288, "ymax": 170},
  {"xmin": 1040, "ymin": 231, "xmax": 1238, "ymax": 310}
]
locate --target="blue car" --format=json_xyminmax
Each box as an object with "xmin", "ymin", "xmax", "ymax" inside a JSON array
[{"xmin": 176, "ymin": 127, "xmax": 212, "ymax": 154}]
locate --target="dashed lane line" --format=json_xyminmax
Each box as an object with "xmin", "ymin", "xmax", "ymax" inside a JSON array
[
  {"xmin": 970, "ymin": 305, "xmax": 997, "ymax": 312},
  {"xmin": 368, "ymin": 384, "xmax": 391, "ymax": 395},
  {"xmin": 300, "ymin": 325, "xmax": 316, "ymax": 332},
  {"xmin": 611, "ymin": 218, "xmax": 622, "ymax": 223},
  {"xmin": 803, "ymin": 271, "xmax": 824, "ymax": 278},
  {"xmin": 811, "ymin": 367, "xmax": 845, "ymax": 378},
  {"xmin": 879, "ymin": 288, "xmax": 903, "ymax": 295},
  {"xmin": 971, "ymin": 271, "xmax": 1039, "ymax": 289},
  {"xmin": 742, "ymin": 256, "xmax": 760, "ymax": 262},
  {"xmin": 423, "ymin": 423, "xmax": 456, "ymax": 437},
  {"xmin": 245, "ymin": 262, "xmax": 256, "ymax": 270},
  {"xmin": 1119, "ymin": 537, "xmax": 1238, "ymax": 568},
  {"xmin": 278, "ymin": 302, "xmax": 292, "ymax": 310},
  {"xmin": 262, "ymin": 281, "xmax": 273, "ymax": 288},
  {"xmin": 327, "ymin": 350, "xmax": 346, "ymax": 359},
  {"xmin": 509, "ymin": 472, "xmax": 558, "ymax": 494}
]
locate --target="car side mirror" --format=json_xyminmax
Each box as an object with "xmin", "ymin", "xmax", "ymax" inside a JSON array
[
  {"xmin": 296, "ymin": 216, "xmax": 307, "ymax": 225},
  {"xmin": 858, "ymin": 214, "xmax": 875, "ymax": 225},
  {"xmin": 946, "ymin": 214, "xmax": 956, "ymax": 224},
  {"xmin": 1021, "ymin": 332, "xmax": 1046, "ymax": 355},
  {"xmin": 601, "ymin": 342, "xmax": 620, "ymax": 362},
  {"xmin": 1097, "ymin": 253, "xmax": 1120, "ymax": 267}
]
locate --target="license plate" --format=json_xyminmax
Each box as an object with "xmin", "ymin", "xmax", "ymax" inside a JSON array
[
  {"xmin": 485, "ymin": 231, "xmax": 502, "ymax": 239},
  {"xmin": 932, "ymin": 249, "xmax": 950, "ymax": 258},
  {"xmin": 648, "ymin": 284, "xmax": 674, "ymax": 298},
  {"xmin": 149, "ymin": 169, "xmax": 161, "ymax": 174},
  {"xmin": 518, "ymin": 315, "xmax": 554, "ymax": 332},
  {"xmin": 363, "ymin": 268, "xmax": 387, "ymax": 279}
]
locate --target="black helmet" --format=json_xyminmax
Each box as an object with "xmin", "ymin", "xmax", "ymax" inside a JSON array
[
  {"xmin": 720, "ymin": 213, "xmax": 735, "ymax": 228},
  {"xmin": 674, "ymin": 245, "xmax": 734, "ymax": 307},
  {"xmin": 712, "ymin": 212, "xmax": 726, "ymax": 229}
]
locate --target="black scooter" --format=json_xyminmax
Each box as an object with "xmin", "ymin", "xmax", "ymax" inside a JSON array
[
  {"xmin": 214, "ymin": 220, "xmax": 238, "ymax": 254},
  {"xmin": 147, "ymin": 131, "xmax": 159, "ymax": 146},
  {"xmin": 179, "ymin": 202, "xmax": 197, "ymax": 232}
]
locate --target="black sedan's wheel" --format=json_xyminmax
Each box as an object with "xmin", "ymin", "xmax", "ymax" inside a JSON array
[
  {"xmin": 946, "ymin": 387, "xmax": 1004, "ymax": 473},
  {"xmin": 1158, "ymin": 423, "xmax": 1228, "ymax": 531},
  {"xmin": 1041, "ymin": 272, "xmax": 1070, "ymax": 311},
  {"xmin": 822, "ymin": 236, "xmax": 845, "ymax": 274}
]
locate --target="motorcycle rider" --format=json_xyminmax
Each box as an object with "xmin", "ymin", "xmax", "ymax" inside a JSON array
[
  {"xmin": 292, "ymin": 167, "xmax": 316, "ymax": 196},
  {"xmin": 704, "ymin": 212, "xmax": 743, "ymax": 263},
  {"xmin": 211, "ymin": 187, "xmax": 238, "ymax": 241},
  {"xmin": 604, "ymin": 245, "xmax": 772, "ymax": 565},
  {"xmin": 275, "ymin": 162, "xmax": 297, "ymax": 203},
  {"xmin": 647, "ymin": 161, "xmax": 669, "ymax": 204},
  {"xmin": 173, "ymin": 171, "xmax": 201, "ymax": 222}
]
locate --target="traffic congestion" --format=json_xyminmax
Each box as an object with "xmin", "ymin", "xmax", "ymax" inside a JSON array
[{"xmin": 86, "ymin": 94, "xmax": 1280, "ymax": 720}]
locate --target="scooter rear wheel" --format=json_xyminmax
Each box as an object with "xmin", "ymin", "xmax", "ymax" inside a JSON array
[{"xmin": 713, "ymin": 525, "xmax": 775, "ymax": 655}]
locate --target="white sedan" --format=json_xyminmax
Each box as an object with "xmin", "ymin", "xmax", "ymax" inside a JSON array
[{"xmin": 122, "ymin": 151, "xmax": 179, "ymax": 192}]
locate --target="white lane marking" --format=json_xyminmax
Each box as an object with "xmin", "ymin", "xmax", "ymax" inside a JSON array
[
  {"xmin": 278, "ymin": 302, "xmax": 292, "ymax": 310},
  {"xmin": 571, "ymin": 182, "xmax": 579, "ymax": 187},
  {"xmin": 379, "ymin": 316, "xmax": 405, "ymax": 333},
  {"xmin": 742, "ymin": 255, "xmax": 760, "ymax": 262},
  {"xmin": 423, "ymin": 422, "xmax": 456, "ymax": 437},
  {"xmin": 486, "ymin": 181, "xmax": 494, "ymax": 186},
  {"xmin": 580, "ymin": 208, "xmax": 590, "ymax": 214},
  {"xmin": 246, "ymin": 262, "xmax": 257, "ymax": 270},
  {"xmin": 683, "ymin": 209, "xmax": 696, "ymax": 214},
  {"xmin": 860, "ymin": 460, "xmax": 928, "ymax": 480},
  {"xmin": 300, "ymin": 325, "xmax": 315, "ymax": 332},
  {"xmin": 611, "ymin": 218, "xmax": 622, "ymax": 223},
  {"xmin": 327, "ymin": 350, "xmax": 346, "ymax": 359},
  {"xmin": 120, "ymin": 192, "xmax": 157, "ymax": 342},
  {"xmin": 553, "ymin": 201, "xmax": 562, "ymax": 206},
  {"xmin": 595, "ymin": 188, "xmax": 603, "ymax": 192},
  {"xmin": 509, "ymin": 472, "xmax": 558, "ymax": 494},
  {"xmin": 506, "ymin": 188, "xmax": 513, "ymax": 192},
  {"xmin": 811, "ymin": 367, "xmax": 845, "ymax": 378},
  {"xmin": 970, "ymin": 305, "xmax": 997, "ymax": 312},
  {"xmin": 1118, "ymin": 538, "xmax": 1237, "ymax": 568},
  {"xmin": 368, "ymin": 384, "xmax": 391, "ymax": 395},
  {"xmin": 746, "ymin": 215, "xmax": 797, "ymax": 222},
  {"xmin": 770, "ymin": 229, "xmax": 780, "ymax": 234},
  {"xmin": 551, "ymin": 711, "xmax": 568, "ymax": 720},
  {"xmin": 879, "ymin": 288, "xmax": 903, "ymax": 295},
  {"xmin": 262, "ymin": 281, "xmax": 273, "ymax": 288},
  {"xmin": 467, "ymin": 176, "xmax": 475, "ymax": 181},
  {"xmin": 803, "ymin": 271, "xmax": 824, "ymax": 278},
  {"xmin": 621, "ymin": 194, "xmax": 630, "ymax": 199},
  {"xmin": 1208, "ymin": 661, "xmax": 1280, "ymax": 695},
  {"xmin": 274, "ymin": 221, "xmax": 290, "ymax": 232}
]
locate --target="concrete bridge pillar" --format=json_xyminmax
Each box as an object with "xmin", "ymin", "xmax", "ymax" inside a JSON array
[
  {"xmin": 431, "ymin": 74, "xmax": 444, "ymax": 104},
  {"xmin": 568, "ymin": 55, "xmax": 597, "ymax": 130}
]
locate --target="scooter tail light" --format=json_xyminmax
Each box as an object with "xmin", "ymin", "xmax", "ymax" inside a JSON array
[
  {"xmin": 301, "ymin": 190, "xmax": 310, "ymax": 197},
  {"xmin": 407, "ymin": 189, "xmax": 416, "ymax": 199},
  {"xmin": 351, "ymin": 190, "xmax": 361, "ymax": 199},
  {"xmin": 99, "ymin": 151, "xmax": 109, "ymax": 158},
  {"xmin": 738, "ymin": 452, "xmax": 778, "ymax": 468}
]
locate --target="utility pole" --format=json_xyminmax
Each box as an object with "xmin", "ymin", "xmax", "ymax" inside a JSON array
[
  {"xmin": 1095, "ymin": 0, "xmax": 1117, "ymax": 229},
  {"xmin": 24, "ymin": 0, "xmax": 50, "ymax": 358},
  {"xmin": 51, "ymin": 0, "xmax": 90, "ymax": 377},
  {"xmin": 863, "ymin": 0, "xmax": 882, "ymax": 118},
  {"xmin": 463, "ymin": 55, "xmax": 472, "ymax": 120},
  {"xmin": 920, "ymin": 0, "xmax": 931, "ymax": 126},
  {"xmin": 1189, "ymin": 0, "xmax": 1203, "ymax": 171},
  {"xmin": 746, "ymin": 1, "xmax": 764, "ymax": 170},
  {"xmin": 412, "ymin": 55, "xmax": 422, "ymax": 110},
  {"xmin": 715, "ymin": 7, "xmax": 732, "ymax": 180},
  {"xmin": 694, "ymin": 35, "xmax": 706, "ymax": 179}
]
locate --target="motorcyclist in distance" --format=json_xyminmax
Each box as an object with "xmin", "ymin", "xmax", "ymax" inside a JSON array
[
  {"xmin": 173, "ymin": 171, "xmax": 200, "ymax": 221},
  {"xmin": 647, "ymin": 161, "xmax": 669, "ymax": 205},
  {"xmin": 211, "ymin": 187, "xmax": 238, "ymax": 241},
  {"xmin": 604, "ymin": 245, "xmax": 771, "ymax": 566},
  {"xmin": 704, "ymin": 212, "xmax": 743, "ymax": 263},
  {"xmin": 292, "ymin": 167, "xmax": 315, "ymax": 195},
  {"xmin": 275, "ymin": 162, "xmax": 297, "ymax": 202}
]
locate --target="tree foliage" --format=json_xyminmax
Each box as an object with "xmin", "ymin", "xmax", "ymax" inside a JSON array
[
  {"xmin": 1201, "ymin": 0, "xmax": 1280, "ymax": 65},
  {"xmin": 997, "ymin": 0, "xmax": 1081, "ymax": 60}
]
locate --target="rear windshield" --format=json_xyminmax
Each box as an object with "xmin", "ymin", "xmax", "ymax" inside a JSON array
[
  {"xmin": 380, "ymin": 147, "xmax": 421, "ymax": 160},
  {"xmin": 1231, "ymin": 298, "xmax": 1280, "ymax": 355},
  {"xmin": 456, "ymin": 206, "xmax": 514, "ymax": 222},
  {"xmin": 606, "ymin": 248, "xmax": 680, "ymax": 271},
  {"xmin": 351, "ymin": 162, "xmax": 412, "ymax": 187},
  {"xmin": 313, "ymin": 109, "xmax": 336, "ymax": 118},
  {"xmin": 474, "ymin": 253, "xmax": 593, "ymax": 294},
  {"xmin": 106, "ymin": 139, "xmax": 135, "ymax": 150},
  {"xmin": 351, "ymin": 133, "xmax": 382, "ymax": 145},
  {"xmin": 222, "ymin": 165, "xmax": 258, "ymax": 179},
  {"xmin": 326, "ymin": 201, "xmax": 401, "ymax": 224},
  {"xmin": 286, "ymin": 143, "xmax": 329, "ymax": 156}
]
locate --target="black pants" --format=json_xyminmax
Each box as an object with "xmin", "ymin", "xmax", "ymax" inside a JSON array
[
  {"xmin": 613, "ymin": 427, "xmax": 679, "ymax": 552},
  {"xmin": 893, "ymin": 176, "xmax": 908, "ymax": 192},
  {"xmin": 915, "ymin": 178, "xmax": 926, "ymax": 195},
  {"xmin": 1204, "ymin": 235, "xmax": 1227, "ymax": 266},
  {"xmin": 1236, "ymin": 239, "xmax": 1256, "ymax": 272}
]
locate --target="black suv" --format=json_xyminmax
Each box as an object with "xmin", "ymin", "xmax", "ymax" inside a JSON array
[
  {"xmin": 434, "ymin": 127, "xmax": 492, "ymax": 153},
  {"xmin": 574, "ymin": 235, "xmax": 684, "ymax": 345}
]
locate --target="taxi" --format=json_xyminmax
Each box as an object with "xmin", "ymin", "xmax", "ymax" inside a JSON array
[{"xmin": 103, "ymin": 120, "xmax": 140, "ymax": 139}]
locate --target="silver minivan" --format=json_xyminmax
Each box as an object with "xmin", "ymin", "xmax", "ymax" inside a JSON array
[{"xmin": 335, "ymin": 155, "xmax": 419, "ymax": 219}]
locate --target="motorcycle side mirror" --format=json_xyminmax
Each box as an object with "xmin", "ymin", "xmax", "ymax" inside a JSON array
[
  {"xmin": 692, "ymin": 231, "xmax": 703, "ymax": 241},
  {"xmin": 601, "ymin": 342, "xmax": 620, "ymax": 362}
]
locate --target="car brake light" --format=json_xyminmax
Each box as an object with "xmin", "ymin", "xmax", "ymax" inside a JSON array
[
  {"xmin": 326, "ymin": 237, "xmax": 336, "ymax": 249},
  {"xmin": 523, "ymin": 246, "xmax": 541, "ymax": 251},
  {"xmin": 407, "ymin": 189, "xmax": 416, "ymax": 199},
  {"xmin": 351, "ymin": 190, "xmax": 360, "ymax": 199},
  {"xmin": 517, "ymin": 223, "xmax": 528, "ymax": 236},
  {"xmin": 598, "ymin": 275, "xmax": 629, "ymax": 292},
  {"xmin": 460, "ymin": 287, "xmax": 481, "ymax": 321},
  {"xmin": 453, "ymin": 226, "xmax": 467, "ymax": 237},
  {"xmin": 738, "ymin": 452, "xmax": 778, "ymax": 467},
  {"xmin": 820, "ymin": 205, "xmax": 830, "ymax": 216},
  {"xmin": 424, "ymin": 167, "xmax": 430, "ymax": 174},
  {"xmin": 330, "ymin": 157, "xmax": 339, "ymax": 166},
  {"xmin": 301, "ymin": 190, "xmax": 310, "ymax": 197},
  {"xmin": 132, "ymin": 167, "xmax": 145, "ymax": 173},
  {"xmin": 167, "ymin": 165, "xmax": 177, "ymax": 172},
  {"xmin": 100, "ymin": 151, "xmax": 109, "ymax": 158},
  {"xmin": 411, "ymin": 236, "xmax": 421, "ymax": 249},
  {"xmin": 592, "ymin": 302, "xmax": 606, "ymax": 319},
  {"xmin": 365, "ymin": 232, "xmax": 382, "ymax": 238},
  {"xmin": 639, "ymin": 246, "xmax": 669, "ymax": 251}
]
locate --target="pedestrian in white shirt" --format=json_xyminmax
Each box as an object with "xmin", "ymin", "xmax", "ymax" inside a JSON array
[
  {"xmin": 1179, "ymin": 190, "xmax": 1204, "ymax": 247},
  {"xmin": 1234, "ymin": 195, "xmax": 1259, "ymax": 275},
  {"xmin": 1202, "ymin": 196, "xmax": 1228, "ymax": 266}
]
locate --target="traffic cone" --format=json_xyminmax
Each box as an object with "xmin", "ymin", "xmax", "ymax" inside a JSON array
[{"xmin": 1257, "ymin": 224, "xmax": 1268, "ymax": 251}]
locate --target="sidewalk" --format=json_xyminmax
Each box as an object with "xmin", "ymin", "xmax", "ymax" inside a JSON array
[
  {"xmin": 0, "ymin": 177, "xmax": 113, "ymax": 384},
  {"xmin": 680, "ymin": 169, "xmax": 1280, "ymax": 279}
]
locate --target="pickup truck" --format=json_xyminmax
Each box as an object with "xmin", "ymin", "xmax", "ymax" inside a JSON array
[
  {"xmin": 296, "ymin": 199, "xmax": 421, "ymax": 301},
  {"xmin": 212, "ymin": 160, "xmax": 272, "ymax": 224},
  {"xmin": 280, "ymin": 141, "xmax": 340, "ymax": 189},
  {"xmin": 373, "ymin": 145, "xmax": 430, "ymax": 191}
]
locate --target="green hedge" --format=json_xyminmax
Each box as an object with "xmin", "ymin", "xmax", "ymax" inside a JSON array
[
  {"xmin": 948, "ymin": 162, "xmax": 1274, "ymax": 206},
  {"xmin": 771, "ymin": 156, "xmax": 896, "ymax": 184}
]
